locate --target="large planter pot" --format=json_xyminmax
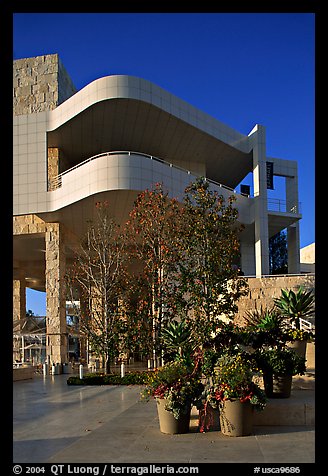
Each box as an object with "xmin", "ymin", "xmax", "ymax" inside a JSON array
[
  {"xmin": 219, "ymin": 399, "xmax": 253, "ymax": 437},
  {"xmin": 287, "ymin": 340, "xmax": 307, "ymax": 359},
  {"xmin": 263, "ymin": 372, "xmax": 292, "ymax": 398},
  {"xmin": 156, "ymin": 398, "xmax": 191, "ymax": 434}
]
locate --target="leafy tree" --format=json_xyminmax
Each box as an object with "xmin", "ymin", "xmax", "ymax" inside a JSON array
[
  {"xmin": 178, "ymin": 177, "xmax": 248, "ymax": 342},
  {"xmin": 269, "ymin": 230, "xmax": 288, "ymax": 275},
  {"xmin": 65, "ymin": 202, "xmax": 129, "ymax": 373},
  {"xmin": 120, "ymin": 273, "xmax": 154, "ymax": 359},
  {"xmin": 125, "ymin": 183, "xmax": 182, "ymax": 362}
]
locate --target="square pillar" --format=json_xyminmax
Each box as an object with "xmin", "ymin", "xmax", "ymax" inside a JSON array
[
  {"xmin": 13, "ymin": 275, "xmax": 26, "ymax": 326},
  {"xmin": 287, "ymin": 225, "xmax": 301, "ymax": 274},
  {"xmin": 286, "ymin": 169, "xmax": 301, "ymax": 274},
  {"xmin": 45, "ymin": 223, "xmax": 67, "ymax": 364},
  {"xmin": 13, "ymin": 274, "xmax": 26, "ymax": 361},
  {"xmin": 249, "ymin": 124, "xmax": 269, "ymax": 276}
]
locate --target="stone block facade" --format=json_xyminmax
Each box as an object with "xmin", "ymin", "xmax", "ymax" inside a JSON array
[
  {"xmin": 235, "ymin": 274, "xmax": 315, "ymax": 325},
  {"xmin": 14, "ymin": 215, "xmax": 68, "ymax": 364},
  {"xmin": 13, "ymin": 54, "xmax": 76, "ymax": 115},
  {"xmin": 13, "ymin": 214, "xmax": 47, "ymax": 235},
  {"xmin": 45, "ymin": 222, "xmax": 67, "ymax": 363}
]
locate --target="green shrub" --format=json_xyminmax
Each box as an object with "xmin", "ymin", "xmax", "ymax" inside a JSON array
[{"xmin": 67, "ymin": 370, "xmax": 152, "ymax": 386}]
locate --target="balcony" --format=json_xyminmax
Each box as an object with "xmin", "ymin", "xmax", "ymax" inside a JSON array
[{"xmin": 267, "ymin": 198, "xmax": 302, "ymax": 214}]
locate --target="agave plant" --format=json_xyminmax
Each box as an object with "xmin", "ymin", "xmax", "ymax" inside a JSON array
[
  {"xmin": 274, "ymin": 287, "xmax": 315, "ymax": 330},
  {"xmin": 243, "ymin": 305, "xmax": 288, "ymax": 349},
  {"xmin": 244, "ymin": 304, "xmax": 281, "ymax": 329},
  {"xmin": 160, "ymin": 320, "xmax": 195, "ymax": 360}
]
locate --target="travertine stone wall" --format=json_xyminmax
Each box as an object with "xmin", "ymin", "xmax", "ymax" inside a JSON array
[
  {"xmin": 235, "ymin": 275, "xmax": 315, "ymax": 325},
  {"xmin": 47, "ymin": 147, "xmax": 71, "ymax": 189},
  {"xmin": 13, "ymin": 53, "xmax": 76, "ymax": 115},
  {"xmin": 14, "ymin": 215, "xmax": 69, "ymax": 363},
  {"xmin": 13, "ymin": 276, "xmax": 26, "ymax": 329},
  {"xmin": 47, "ymin": 147, "xmax": 60, "ymax": 190},
  {"xmin": 45, "ymin": 223, "xmax": 67, "ymax": 364},
  {"xmin": 13, "ymin": 214, "xmax": 47, "ymax": 235},
  {"xmin": 13, "ymin": 215, "xmax": 44, "ymax": 336}
]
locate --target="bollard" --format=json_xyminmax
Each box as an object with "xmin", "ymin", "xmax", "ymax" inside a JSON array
[
  {"xmin": 147, "ymin": 359, "xmax": 152, "ymax": 369},
  {"xmin": 43, "ymin": 362, "xmax": 48, "ymax": 376},
  {"xmin": 79, "ymin": 364, "xmax": 84, "ymax": 380},
  {"xmin": 121, "ymin": 362, "xmax": 125, "ymax": 378}
]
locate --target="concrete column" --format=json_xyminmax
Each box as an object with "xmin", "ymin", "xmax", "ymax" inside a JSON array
[
  {"xmin": 240, "ymin": 240, "xmax": 256, "ymax": 276},
  {"xmin": 286, "ymin": 174, "xmax": 301, "ymax": 273},
  {"xmin": 287, "ymin": 225, "xmax": 301, "ymax": 274},
  {"xmin": 249, "ymin": 124, "xmax": 269, "ymax": 276},
  {"xmin": 45, "ymin": 223, "xmax": 67, "ymax": 364}
]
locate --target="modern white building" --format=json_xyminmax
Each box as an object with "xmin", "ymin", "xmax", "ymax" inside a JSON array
[
  {"xmin": 300, "ymin": 243, "xmax": 315, "ymax": 274},
  {"xmin": 13, "ymin": 54, "xmax": 302, "ymax": 364}
]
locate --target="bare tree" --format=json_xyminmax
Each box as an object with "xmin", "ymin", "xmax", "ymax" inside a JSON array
[{"xmin": 66, "ymin": 202, "xmax": 128, "ymax": 373}]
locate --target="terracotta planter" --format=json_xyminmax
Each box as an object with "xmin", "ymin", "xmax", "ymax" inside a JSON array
[
  {"xmin": 156, "ymin": 398, "xmax": 191, "ymax": 434},
  {"xmin": 263, "ymin": 372, "xmax": 292, "ymax": 398},
  {"xmin": 219, "ymin": 399, "xmax": 253, "ymax": 437}
]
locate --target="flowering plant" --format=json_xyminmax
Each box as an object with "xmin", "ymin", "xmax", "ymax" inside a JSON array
[
  {"xmin": 286, "ymin": 328, "xmax": 315, "ymax": 343},
  {"xmin": 141, "ymin": 360, "xmax": 204, "ymax": 419},
  {"xmin": 206, "ymin": 352, "xmax": 267, "ymax": 411}
]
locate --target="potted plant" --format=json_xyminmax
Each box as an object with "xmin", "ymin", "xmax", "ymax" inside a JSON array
[
  {"xmin": 255, "ymin": 347, "xmax": 306, "ymax": 398},
  {"xmin": 285, "ymin": 328, "xmax": 315, "ymax": 358},
  {"xmin": 202, "ymin": 351, "xmax": 266, "ymax": 436},
  {"xmin": 243, "ymin": 305, "xmax": 289, "ymax": 350},
  {"xmin": 141, "ymin": 359, "xmax": 204, "ymax": 434},
  {"xmin": 274, "ymin": 287, "xmax": 315, "ymax": 358}
]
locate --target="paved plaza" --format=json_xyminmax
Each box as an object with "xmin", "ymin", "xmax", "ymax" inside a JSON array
[{"xmin": 13, "ymin": 373, "xmax": 315, "ymax": 465}]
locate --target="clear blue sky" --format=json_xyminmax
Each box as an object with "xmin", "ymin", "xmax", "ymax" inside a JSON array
[{"xmin": 13, "ymin": 13, "xmax": 315, "ymax": 315}]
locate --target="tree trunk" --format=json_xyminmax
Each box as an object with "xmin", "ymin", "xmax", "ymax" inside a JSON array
[{"xmin": 105, "ymin": 355, "xmax": 111, "ymax": 374}]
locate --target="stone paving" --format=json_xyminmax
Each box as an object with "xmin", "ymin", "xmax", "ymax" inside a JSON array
[{"xmin": 13, "ymin": 374, "xmax": 315, "ymax": 464}]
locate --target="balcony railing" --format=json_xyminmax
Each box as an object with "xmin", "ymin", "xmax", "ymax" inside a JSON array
[
  {"xmin": 267, "ymin": 198, "xmax": 301, "ymax": 214},
  {"xmin": 47, "ymin": 151, "xmax": 301, "ymax": 216},
  {"xmin": 47, "ymin": 150, "xmax": 244, "ymax": 197}
]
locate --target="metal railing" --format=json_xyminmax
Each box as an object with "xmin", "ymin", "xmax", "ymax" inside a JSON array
[
  {"xmin": 267, "ymin": 198, "xmax": 301, "ymax": 214},
  {"xmin": 47, "ymin": 150, "xmax": 244, "ymax": 197},
  {"xmin": 47, "ymin": 151, "xmax": 301, "ymax": 216},
  {"xmin": 292, "ymin": 318, "xmax": 315, "ymax": 332}
]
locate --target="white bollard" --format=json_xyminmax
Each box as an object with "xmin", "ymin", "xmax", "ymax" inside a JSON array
[
  {"xmin": 79, "ymin": 364, "xmax": 84, "ymax": 380},
  {"xmin": 43, "ymin": 363, "xmax": 48, "ymax": 376},
  {"xmin": 121, "ymin": 362, "xmax": 125, "ymax": 378}
]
